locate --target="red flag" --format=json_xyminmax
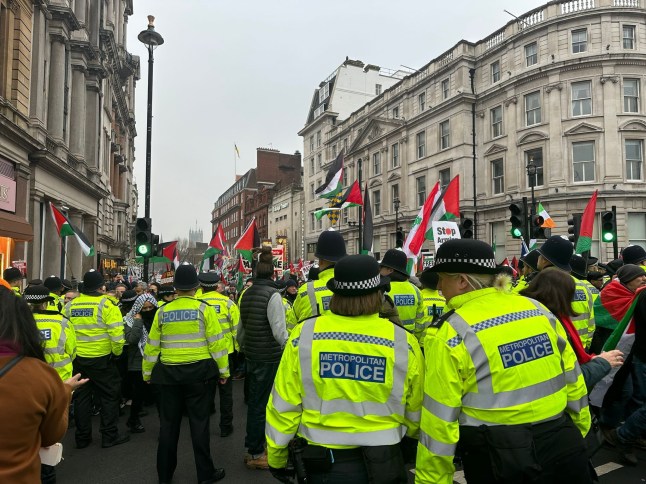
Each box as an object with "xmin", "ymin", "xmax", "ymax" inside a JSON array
[
  {"xmin": 161, "ymin": 241, "xmax": 179, "ymax": 269},
  {"xmin": 234, "ymin": 218, "xmax": 260, "ymax": 262},
  {"xmin": 511, "ymin": 256, "xmax": 519, "ymax": 271},
  {"xmin": 575, "ymin": 190, "xmax": 598, "ymax": 254}
]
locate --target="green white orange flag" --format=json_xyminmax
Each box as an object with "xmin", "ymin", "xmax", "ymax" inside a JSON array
[
  {"xmin": 402, "ymin": 181, "xmax": 441, "ymax": 261},
  {"xmin": 314, "ymin": 180, "xmax": 363, "ymax": 220},
  {"xmin": 315, "ymin": 151, "xmax": 343, "ymax": 199},
  {"xmin": 575, "ymin": 190, "xmax": 598, "ymax": 254},
  {"xmin": 234, "ymin": 217, "xmax": 260, "ymax": 263},
  {"xmin": 203, "ymin": 223, "xmax": 228, "ymax": 260},
  {"xmin": 537, "ymin": 202, "xmax": 555, "ymax": 228},
  {"xmin": 49, "ymin": 203, "xmax": 95, "ymax": 257}
]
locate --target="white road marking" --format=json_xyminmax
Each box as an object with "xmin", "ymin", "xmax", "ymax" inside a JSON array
[{"xmin": 594, "ymin": 461, "xmax": 623, "ymax": 476}]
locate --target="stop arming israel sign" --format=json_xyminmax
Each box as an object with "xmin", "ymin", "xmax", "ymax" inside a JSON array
[{"xmin": 432, "ymin": 221, "xmax": 461, "ymax": 249}]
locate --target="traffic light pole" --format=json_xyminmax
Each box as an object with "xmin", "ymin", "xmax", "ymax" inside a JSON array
[
  {"xmin": 612, "ymin": 205, "xmax": 618, "ymax": 260},
  {"xmin": 523, "ymin": 196, "xmax": 530, "ymax": 245}
]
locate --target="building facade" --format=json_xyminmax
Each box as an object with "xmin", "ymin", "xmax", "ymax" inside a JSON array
[
  {"xmin": 299, "ymin": 58, "xmax": 407, "ymax": 259},
  {"xmin": 0, "ymin": 0, "xmax": 139, "ymax": 281},
  {"xmin": 301, "ymin": 0, "xmax": 646, "ymax": 263},
  {"xmin": 211, "ymin": 148, "xmax": 302, "ymax": 253},
  {"xmin": 267, "ymin": 183, "xmax": 305, "ymax": 262}
]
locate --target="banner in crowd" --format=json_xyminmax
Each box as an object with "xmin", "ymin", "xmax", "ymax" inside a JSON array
[{"xmin": 431, "ymin": 221, "xmax": 461, "ymax": 249}]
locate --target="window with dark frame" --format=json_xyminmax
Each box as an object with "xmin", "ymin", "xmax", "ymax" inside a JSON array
[
  {"xmin": 491, "ymin": 61, "xmax": 501, "ymax": 83},
  {"xmin": 417, "ymin": 131, "xmax": 426, "ymax": 158},
  {"xmin": 525, "ymin": 42, "xmax": 538, "ymax": 66},
  {"xmin": 491, "ymin": 106, "xmax": 503, "ymax": 138},
  {"xmin": 416, "ymin": 175, "xmax": 426, "ymax": 207},
  {"xmin": 572, "ymin": 81, "xmax": 592, "ymax": 117},
  {"xmin": 624, "ymin": 78, "xmax": 640, "ymax": 113},
  {"xmin": 439, "ymin": 168, "xmax": 451, "ymax": 190},
  {"xmin": 373, "ymin": 190, "xmax": 381, "ymax": 216},
  {"xmin": 525, "ymin": 148, "xmax": 544, "ymax": 186},
  {"xmin": 492, "ymin": 158, "xmax": 504, "ymax": 194},
  {"xmin": 391, "ymin": 143, "xmax": 399, "ymax": 168},
  {"xmin": 440, "ymin": 120, "xmax": 450, "ymax": 149},
  {"xmin": 572, "ymin": 141, "xmax": 595, "ymax": 182},
  {"xmin": 525, "ymin": 91, "xmax": 541, "ymax": 126},
  {"xmin": 624, "ymin": 25, "xmax": 636, "ymax": 49}
]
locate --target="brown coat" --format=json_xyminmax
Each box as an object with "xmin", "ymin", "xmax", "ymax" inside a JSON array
[{"xmin": 0, "ymin": 356, "xmax": 71, "ymax": 484}]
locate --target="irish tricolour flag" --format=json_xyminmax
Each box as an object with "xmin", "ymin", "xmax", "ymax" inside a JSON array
[{"xmin": 49, "ymin": 203, "xmax": 95, "ymax": 257}]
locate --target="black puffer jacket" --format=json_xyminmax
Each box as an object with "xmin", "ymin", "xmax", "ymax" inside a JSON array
[{"xmin": 239, "ymin": 279, "xmax": 283, "ymax": 362}]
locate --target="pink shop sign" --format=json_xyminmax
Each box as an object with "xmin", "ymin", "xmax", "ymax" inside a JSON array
[{"xmin": 0, "ymin": 175, "xmax": 16, "ymax": 213}]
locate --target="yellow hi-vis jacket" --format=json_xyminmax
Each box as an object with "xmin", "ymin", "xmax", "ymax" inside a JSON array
[
  {"xmin": 64, "ymin": 294, "xmax": 124, "ymax": 358},
  {"xmin": 419, "ymin": 288, "xmax": 446, "ymax": 343},
  {"xmin": 47, "ymin": 293, "xmax": 63, "ymax": 312},
  {"xmin": 292, "ymin": 267, "xmax": 334, "ymax": 322},
  {"xmin": 387, "ymin": 281, "xmax": 425, "ymax": 338},
  {"xmin": 415, "ymin": 288, "xmax": 590, "ymax": 484},
  {"xmin": 266, "ymin": 312, "xmax": 424, "ymax": 469},
  {"xmin": 198, "ymin": 290, "xmax": 240, "ymax": 353},
  {"xmin": 282, "ymin": 297, "xmax": 297, "ymax": 334},
  {"xmin": 34, "ymin": 310, "xmax": 76, "ymax": 381},
  {"xmin": 142, "ymin": 296, "xmax": 230, "ymax": 381},
  {"xmin": 571, "ymin": 276, "xmax": 595, "ymax": 350}
]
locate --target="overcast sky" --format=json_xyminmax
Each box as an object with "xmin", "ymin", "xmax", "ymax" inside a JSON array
[{"xmin": 127, "ymin": 0, "xmax": 545, "ymax": 242}]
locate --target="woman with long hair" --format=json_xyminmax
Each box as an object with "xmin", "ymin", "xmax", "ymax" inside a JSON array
[
  {"xmin": 520, "ymin": 267, "xmax": 623, "ymax": 390},
  {"xmin": 0, "ymin": 287, "xmax": 87, "ymax": 483}
]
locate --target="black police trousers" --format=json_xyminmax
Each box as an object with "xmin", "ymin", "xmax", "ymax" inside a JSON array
[
  {"xmin": 214, "ymin": 354, "xmax": 234, "ymax": 431},
  {"xmin": 73, "ymin": 354, "xmax": 121, "ymax": 445},
  {"xmin": 157, "ymin": 379, "xmax": 218, "ymax": 483},
  {"xmin": 459, "ymin": 415, "xmax": 593, "ymax": 484}
]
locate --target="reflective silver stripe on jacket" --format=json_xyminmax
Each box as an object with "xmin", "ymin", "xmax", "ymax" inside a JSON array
[
  {"xmin": 271, "ymin": 388, "xmax": 302, "ymax": 413},
  {"xmin": 418, "ymin": 430, "xmax": 456, "ymax": 457},
  {"xmin": 306, "ymin": 282, "xmax": 318, "ymax": 316},
  {"xmin": 266, "ymin": 421, "xmax": 295, "ymax": 446},
  {"xmin": 423, "ymin": 394, "xmax": 460, "ymax": 423},
  {"xmin": 298, "ymin": 319, "xmax": 408, "ymax": 419},
  {"xmin": 50, "ymin": 357, "xmax": 72, "ymax": 368},
  {"xmin": 158, "ymin": 302, "xmax": 208, "ymax": 349},
  {"xmin": 77, "ymin": 334, "xmax": 110, "ymax": 342},
  {"xmin": 445, "ymin": 304, "xmax": 571, "ymax": 412},
  {"xmin": 299, "ymin": 424, "xmax": 405, "ymax": 447}
]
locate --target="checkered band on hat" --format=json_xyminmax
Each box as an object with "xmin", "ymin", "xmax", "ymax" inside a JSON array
[
  {"xmin": 334, "ymin": 274, "xmax": 381, "ymax": 290},
  {"xmin": 434, "ymin": 257, "xmax": 497, "ymax": 268},
  {"xmin": 23, "ymin": 294, "xmax": 49, "ymax": 301},
  {"xmin": 201, "ymin": 282, "xmax": 219, "ymax": 288}
]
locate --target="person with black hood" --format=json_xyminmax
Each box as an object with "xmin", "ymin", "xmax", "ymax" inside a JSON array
[
  {"xmin": 380, "ymin": 249, "xmax": 425, "ymax": 341},
  {"xmin": 283, "ymin": 279, "xmax": 298, "ymax": 305},
  {"xmin": 238, "ymin": 247, "xmax": 288, "ymax": 470},
  {"xmin": 124, "ymin": 293, "xmax": 158, "ymax": 433},
  {"xmin": 64, "ymin": 269, "xmax": 128, "ymax": 449},
  {"xmin": 293, "ymin": 230, "xmax": 346, "ymax": 322}
]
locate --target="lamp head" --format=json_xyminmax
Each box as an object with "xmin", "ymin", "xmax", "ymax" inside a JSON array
[{"xmin": 138, "ymin": 15, "xmax": 164, "ymax": 47}]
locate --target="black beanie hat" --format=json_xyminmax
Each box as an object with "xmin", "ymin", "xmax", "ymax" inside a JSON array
[{"xmin": 617, "ymin": 264, "xmax": 646, "ymax": 285}]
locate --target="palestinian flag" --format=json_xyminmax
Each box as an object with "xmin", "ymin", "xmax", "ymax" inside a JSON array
[
  {"xmin": 589, "ymin": 283, "xmax": 646, "ymax": 406},
  {"xmin": 236, "ymin": 254, "xmax": 246, "ymax": 293},
  {"xmin": 49, "ymin": 203, "xmax": 95, "ymax": 256},
  {"xmin": 432, "ymin": 175, "xmax": 460, "ymax": 222},
  {"xmin": 537, "ymin": 202, "xmax": 556, "ymax": 228},
  {"xmin": 155, "ymin": 241, "xmax": 180, "ymax": 269},
  {"xmin": 403, "ymin": 181, "xmax": 441, "ymax": 262},
  {"xmin": 315, "ymin": 151, "xmax": 343, "ymax": 199},
  {"xmin": 314, "ymin": 180, "xmax": 363, "ymax": 220},
  {"xmin": 234, "ymin": 217, "xmax": 260, "ymax": 263},
  {"xmin": 361, "ymin": 183, "xmax": 373, "ymax": 254},
  {"xmin": 575, "ymin": 190, "xmax": 598, "ymax": 254},
  {"xmin": 203, "ymin": 223, "xmax": 227, "ymax": 260}
]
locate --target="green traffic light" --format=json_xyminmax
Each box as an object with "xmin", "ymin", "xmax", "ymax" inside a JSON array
[
  {"xmin": 602, "ymin": 232, "xmax": 615, "ymax": 242},
  {"xmin": 137, "ymin": 244, "xmax": 150, "ymax": 255},
  {"xmin": 510, "ymin": 227, "xmax": 523, "ymax": 238}
]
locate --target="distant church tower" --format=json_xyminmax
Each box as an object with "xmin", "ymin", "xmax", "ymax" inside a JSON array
[{"xmin": 188, "ymin": 221, "xmax": 203, "ymax": 248}]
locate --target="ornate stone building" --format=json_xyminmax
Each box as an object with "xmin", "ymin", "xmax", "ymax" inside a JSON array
[
  {"xmin": 301, "ymin": 0, "xmax": 646, "ymax": 263},
  {"xmin": 0, "ymin": 0, "xmax": 139, "ymax": 281}
]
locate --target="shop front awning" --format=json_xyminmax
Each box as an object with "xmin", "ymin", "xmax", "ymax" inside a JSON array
[{"xmin": 0, "ymin": 211, "xmax": 33, "ymax": 241}]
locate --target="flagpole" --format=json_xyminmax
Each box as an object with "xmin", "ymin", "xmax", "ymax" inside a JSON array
[
  {"xmin": 60, "ymin": 239, "xmax": 75, "ymax": 280},
  {"xmin": 234, "ymin": 145, "xmax": 237, "ymax": 181},
  {"xmin": 357, "ymin": 158, "xmax": 363, "ymax": 254}
]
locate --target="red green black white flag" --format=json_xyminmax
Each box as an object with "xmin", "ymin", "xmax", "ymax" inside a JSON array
[
  {"xmin": 234, "ymin": 217, "xmax": 260, "ymax": 263},
  {"xmin": 575, "ymin": 190, "xmax": 598, "ymax": 254},
  {"xmin": 49, "ymin": 203, "xmax": 95, "ymax": 257},
  {"xmin": 315, "ymin": 151, "xmax": 344, "ymax": 199}
]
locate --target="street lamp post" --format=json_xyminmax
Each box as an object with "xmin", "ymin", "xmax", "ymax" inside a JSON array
[
  {"xmin": 526, "ymin": 157, "xmax": 537, "ymax": 241},
  {"xmin": 138, "ymin": 15, "xmax": 164, "ymax": 282}
]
